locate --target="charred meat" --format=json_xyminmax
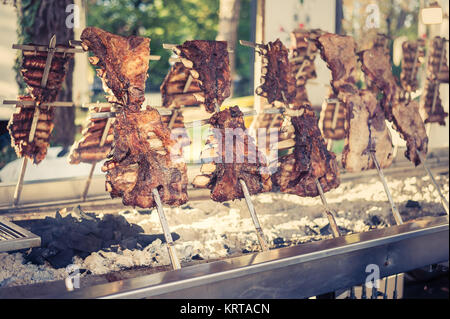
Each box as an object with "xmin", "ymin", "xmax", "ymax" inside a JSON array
[
  {"xmin": 273, "ymin": 106, "xmax": 340, "ymax": 197},
  {"xmin": 102, "ymin": 107, "xmax": 188, "ymax": 208},
  {"xmin": 80, "ymin": 27, "xmax": 150, "ymax": 111},
  {"xmin": 400, "ymin": 39, "xmax": 425, "ymax": 92},
  {"xmin": 173, "ymin": 40, "xmax": 231, "ymax": 113},
  {"xmin": 192, "ymin": 106, "xmax": 272, "ymax": 202}
]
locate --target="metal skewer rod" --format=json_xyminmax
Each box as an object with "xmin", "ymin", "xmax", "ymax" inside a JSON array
[
  {"xmin": 152, "ymin": 188, "xmax": 181, "ymax": 270},
  {"xmin": 12, "ymin": 43, "xmax": 84, "ymax": 54},
  {"xmin": 315, "ymin": 179, "xmax": 341, "ymax": 238},
  {"xmin": 416, "ymin": 150, "xmax": 449, "ymax": 214},
  {"xmin": 2, "ymin": 100, "xmax": 75, "ymax": 108},
  {"xmin": 13, "ymin": 158, "xmax": 28, "ymax": 207},
  {"xmin": 369, "ymin": 151, "xmax": 403, "ymax": 225},
  {"xmin": 41, "ymin": 35, "xmax": 56, "ymax": 88},
  {"xmin": 239, "ymin": 179, "xmax": 269, "ymax": 251}
]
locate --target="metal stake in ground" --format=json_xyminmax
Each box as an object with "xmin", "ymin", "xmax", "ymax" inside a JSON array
[
  {"xmin": 369, "ymin": 151, "xmax": 404, "ymax": 225},
  {"xmin": 152, "ymin": 188, "xmax": 181, "ymax": 270},
  {"xmin": 416, "ymin": 150, "xmax": 449, "ymax": 214},
  {"xmin": 315, "ymin": 179, "xmax": 341, "ymax": 238},
  {"xmin": 239, "ymin": 179, "xmax": 269, "ymax": 251}
]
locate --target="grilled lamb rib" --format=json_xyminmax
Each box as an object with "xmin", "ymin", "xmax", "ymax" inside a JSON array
[
  {"xmin": 80, "ymin": 27, "xmax": 150, "ymax": 112},
  {"xmin": 319, "ymin": 92, "xmax": 347, "ymax": 140},
  {"xmin": 359, "ymin": 46, "xmax": 428, "ymax": 165},
  {"xmin": 68, "ymin": 105, "xmax": 114, "ymax": 164},
  {"xmin": 273, "ymin": 106, "xmax": 340, "ymax": 197},
  {"xmin": 173, "ymin": 40, "xmax": 231, "ymax": 113},
  {"xmin": 400, "ymin": 39, "xmax": 425, "ymax": 92},
  {"xmin": 102, "ymin": 107, "xmax": 188, "ymax": 208},
  {"xmin": 8, "ymin": 96, "xmax": 54, "ymax": 164},
  {"xmin": 192, "ymin": 106, "xmax": 272, "ymax": 202},
  {"xmin": 255, "ymin": 39, "xmax": 296, "ymax": 104}
]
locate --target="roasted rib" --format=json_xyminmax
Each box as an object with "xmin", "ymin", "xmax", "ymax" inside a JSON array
[
  {"xmin": 173, "ymin": 40, "xmax": 231, "ymax": 113},
  {"xmin": 273, "ymin": 106, "xmax": 340, "ymax": 197},
  {"xmin": 192, "ymin": 106, "xmax": 272, "ymax": 202},
  {"xmin": 255, "ymin": 39, "xmax": 296, "ymax": 104},
  {"xmin": 341, "ymin": 90, "xmax": 394, "ymax": 172},
  {"xmin": 400, "ymin": 39, "xmax": 425, "ymax": 92},
  {"xmin": 68, "ymin": 105, "xmax": 114, "ymax": 164},
  {"xmin": 419, "ymin": 36, "xmax": 449, "ymax": 126},
  {"xmin": 7, "ymin": 96, "xmax": 54, "ymax": 164},
  {"xmin": 102, "ymin": 107, "xmax": 188, "ymax": 208},
  {"xmin": 359, "ymin": 46, "xmax": 428, "ymax": 165},
  {"xmin": 319, "ymin": 93, "xmax": 347, "ymax": 140},
  {"xmin": 80, "ymin": 27, "xmax": 150, "ymax": 112}
]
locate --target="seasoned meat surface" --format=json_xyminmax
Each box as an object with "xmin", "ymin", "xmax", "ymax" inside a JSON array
[
  {"xmin": 192, "ymin": 106, "xmax": 272, "ymax": 202},
  {"xmin": 273, "ymin": 106, "xmax": 340, "ymax": 197},
  {"xmin": 341, "ymin": 90, "xmax": 394, "ymax": 172},
  {"xmin": 102, "ymin": 107, "xmax": 188, "ymax": 208},
  {"xmin": 80, "ymin": 27, "xmax": 150, "ymax": 111},
  {"xmin": 173, "ymin": 40, "xmax": 231, "ymax": 113},
  {"xmin": 69, "ymin": 105, "xmax": 114, "ymax": 164},
  {"xmin": 400, "ymin": 39, "xmax": 425, "ymax": 92},
  {"xmin": 255, "ymin": 39, "xmax": 296, "ymax": 104},
  {"xmin": 8, "ymin": 96, "xmax": 54, "ymax": 164}
]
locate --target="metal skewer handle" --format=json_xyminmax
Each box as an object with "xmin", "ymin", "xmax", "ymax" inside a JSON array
[
  {"xmin": 416, "ymin": 150, "xmax": 449, "ymax": 214},
  {"xmin": 315, "ymin": 179, "xmax": 341, "ymax": 238},
  {"xmin": 152, "ymin": 188, "xmax": 181, "ymax": 270},
  {"xmin": 239, "ymin": 179, "xmax": 269, "ymax": 251},
  {"xmin": 369, "ymin": 151, "xmax": 403, "ymax": 225}
]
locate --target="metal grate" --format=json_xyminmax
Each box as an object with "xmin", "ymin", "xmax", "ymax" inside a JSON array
[{"xmin": 0, "ymin": 217, "xmax": 41, "ymax": 252}]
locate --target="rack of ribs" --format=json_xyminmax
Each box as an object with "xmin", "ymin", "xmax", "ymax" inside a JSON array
[
  {"xmin": 102, "ymin": 107, "xmax": 188, "ymax": 208},
  {"xmin": 172, "ymin": 40, "xmax": 231, "ymax": 113},
  {"xmin": 80, "ymin": 27, "xmax": 150, "ymax": 112},
  {"xmin": 419, "ymin": 36, "xmax": 449, "ymax": 126},
  {"xmin": 192, "ymin": 106, "xmax": 272, "ymax": 202},
  {"xmin": 400, "ymin": 39, "xmax": 425, "ymax": 92},
  {"xmin": 68, "ymin": 105, "xmax": 114, "ymax": 164},
  {"xmin": 255, "ymin": 39, "xmax": 296, "ymax": 105},
  {"xmin": 289, "ymin": 29, "xmax": 319, "ymax": 86},
  {"xmin": 273, "ymin": 105, "xmax": 340, "ymax": 197},
  {"xmin": 318, "ymin": 92, "xmax": 347, "ymax": 140},
  {"xmin": 8, "ymin": 45, "xmax": 74, "ymax": 163},
  {"xmin": 359, "ymin": 45, "xmax": 428, "ymax": 165},
  {"xmin": 7, "ymin": 96, "xmax": 54, "ymax": 164}
]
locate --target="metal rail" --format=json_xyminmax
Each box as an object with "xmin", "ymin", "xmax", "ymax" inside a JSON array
[{"xmin": 1, "ymin": 215, "xmax": 447, "ymax": 299}]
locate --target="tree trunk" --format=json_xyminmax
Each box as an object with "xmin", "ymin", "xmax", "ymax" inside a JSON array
[
  {"xmin": 25, "ymin": 0, "xmax": 76, "ymax": 149},
  {"xmin": 216, "ymin": 0, "xmax": 241, "ymax": 97}
]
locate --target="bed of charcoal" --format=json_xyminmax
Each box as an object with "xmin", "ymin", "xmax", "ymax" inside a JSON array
[{"xmin": 0, "ymin": 170, "xmax": 448, "ymax": 288}]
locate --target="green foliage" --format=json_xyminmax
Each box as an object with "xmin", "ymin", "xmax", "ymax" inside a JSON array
[
  {"xmin": 234, "ymin": 0, "xmax": 252, "ymax": 96},
  {"xmin": 86, "ymin": 0, "xmax": 220, "ymax": 91}
]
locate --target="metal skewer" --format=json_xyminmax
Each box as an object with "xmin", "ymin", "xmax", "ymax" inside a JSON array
[
  {"xmin": 315, "ymin": 179, "xmax": 341, "ymax": 238},
  {"xmin": 416, "ymin": 150, "xmax": 449, "ymax": 214},
  {"xmin": 13, "ymin": 35, "xmax": 56, "ymax": 207},
  {"xmin": 152, "ymin": 188, "xmax": 181, "ymax": 270}
]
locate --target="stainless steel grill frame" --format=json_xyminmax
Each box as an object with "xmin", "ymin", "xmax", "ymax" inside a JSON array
[{"xmin": 0, "ymin": 217, "xmax": 41, "ymax": 252}]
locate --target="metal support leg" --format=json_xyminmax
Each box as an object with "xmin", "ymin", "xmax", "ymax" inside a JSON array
[
  {"xmin": 152, "ymin": 188, "xmax": 181, "ymax": 270},
  {"xmin": 239, "ymin": 179, "xmax": 269, "ymax": 251},
  {"xmin": 315, "ymin": 179, "xmax": 341, "ymax": 238},
  {"xmin": 13, "ymin": 157, "xmax": 28, "ymax": 207},
  {"xmin": 416, "ymin": 150, "xmax": 449, "ymax": 214},
  {"xmin": 81, "ymin": 163, "xmax": 96, "ymax": 202}
]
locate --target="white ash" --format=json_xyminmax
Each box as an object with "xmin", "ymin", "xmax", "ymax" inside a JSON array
[{"xmin": 0, "ymin": 171, "xmax": 447, "ymax": 288}]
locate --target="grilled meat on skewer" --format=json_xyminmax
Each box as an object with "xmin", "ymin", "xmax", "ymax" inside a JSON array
[
  {"xmin": 342, "ymin": 90, "xmax": 394, "ymax": 172},
  {"xmin": 400, "ymin": 39, "xmax": 425, "ymax": 92},
  {"xmin": 7, "ymin": 96, "xmax": 54, "ymax": 164},
  {"xmin": 273, "ymin": 105, "xmax": 340, "ymax": 197},
  {"xmin": 192, "ymin": 106, "xmax": 272, "ymax": 202},
  {"xmin": 68, "ymin": 105, "xmax": 114, "ymax": 164},
  {"xmin": 318, "ymin": 93, "xmax": 347, "ymax": 140},
  {"xmin": 255, "ymin": 39, "xmax": 296, "ymax": 104},
  {"xmin": 419, "ymin": 37, "xmax": 449, "ymax": 126},
  {"xmin": 359, "ymin": 46, "xmax": 428, "ymax": 165},
  {"xmin": 173, "ymin": 40, "xmax": 231, "ymax": 113},
  {"xmin": 80, "ymin": 27, "xmax": 150, "ymax": 111},
  {"xmin": 102, "ymin": 107, "xmax": 188, "ymax": 208}
]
